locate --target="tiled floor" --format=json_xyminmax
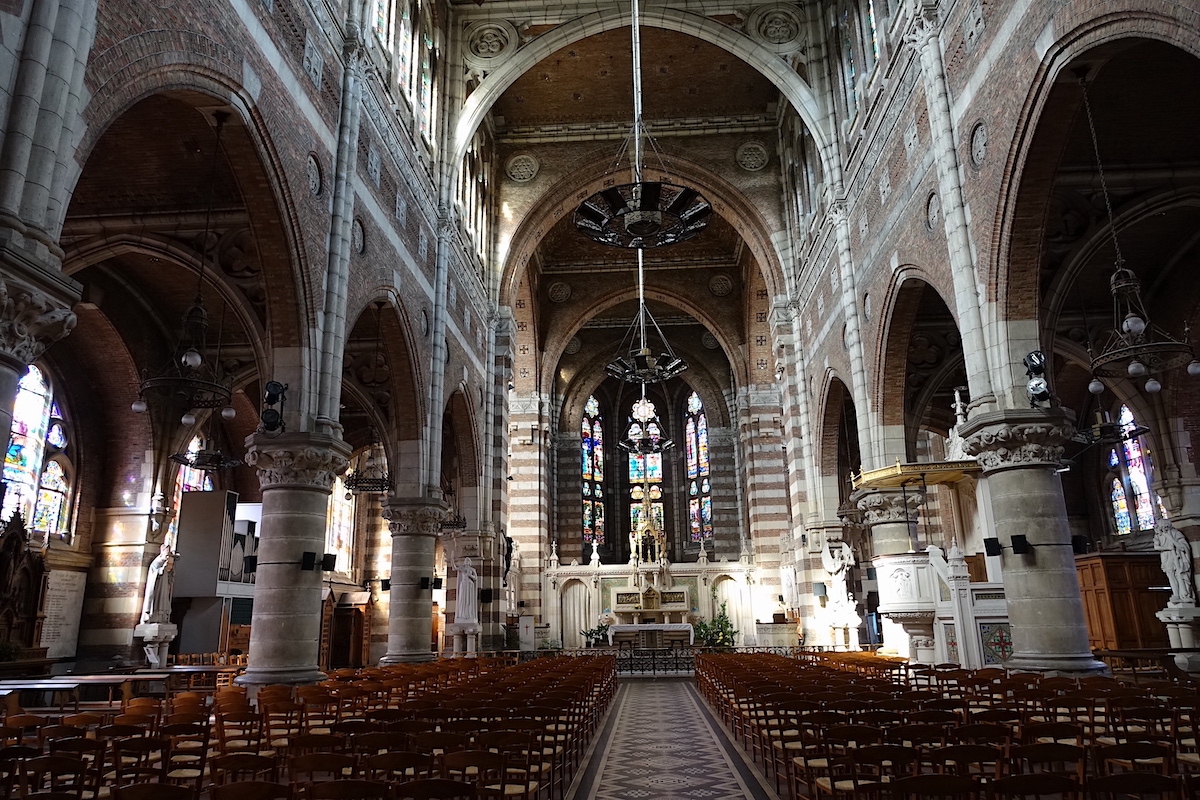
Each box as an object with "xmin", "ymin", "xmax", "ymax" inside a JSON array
[{"xmin": 571, "ymin": 678, "xmax": 777, "ymax": 800}]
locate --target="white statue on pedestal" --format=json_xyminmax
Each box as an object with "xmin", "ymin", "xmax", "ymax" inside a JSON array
[
  {"xmin": 822, "ymin": 537, "xmax": 854, "ymax": 607},
  {"xmin": 456, "ymin": 557, "xmax": 479, "ymax": 623},
  {"xmin": 141, "ymin": 543, "xmax": 177, "ymax": 624},
  {"xmin": 1154, "ymin": 519, "xmax": 1196, "ymax": 606}
]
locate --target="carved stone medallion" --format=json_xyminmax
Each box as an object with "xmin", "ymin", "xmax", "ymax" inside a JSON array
[
  {"xmin": 746, "ymin": 4, "xmax": 807, "ymax": 55},
  {"xmin": 306, "ymin": 154, "xmax": 322, "ymax": 195},
  {"xmin": 736, "ymin": 141, "xmax": 769, "ymax": 172},
  {"xmin": 506, "ymin": 153, "xmax": 539, "ymax": 183},
  {"xmin": 463, "ymin": 20, "xmax": 519, "ymax": 71}
]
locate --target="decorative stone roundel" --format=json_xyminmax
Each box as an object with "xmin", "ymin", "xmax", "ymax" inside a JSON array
[
  {"xmin": 351, "ymin": 218, "xmax": 365, "ymax": 253},
  {"xmin": 926, "ymin": 193, "xmax": 942, "ymax": 231},
  {"xmin": 746, "ymin": 4, "xmax": 807, "ymax": 55},
  {"xmin": 547, "ymin": 281, "xmax": 572, "ymax": 303},
  {"xmin": 564, "ymin": 337, "xmax": 582, "ymax": 355},
  {"xmin": 463, "ymin": 20, "xmax": 519, "ymax": 70},
  {"xmin": 420, "ymin": 309, "xmax": 430, "ymax": 337},
  {"xmin": 736, "ymin": 141, "xmax": 769, "ymax": 172},
  {"xmin": 306, "ymin": 154, "xmax": 321, "ymax": 195},
  {"xmin": 970, "ymin": 122, "xmax": 988, "ymax": 167},
  {"xmin": 708, "ymin": 274, "xmax": 733, "ymax": 297},
  {"xmin": 701, "ymin": 331, "xmax": 720, "ymax": 350},
  {"xmin": 506, "ymin": 153, "xmax": 539, "ymax": 183}
]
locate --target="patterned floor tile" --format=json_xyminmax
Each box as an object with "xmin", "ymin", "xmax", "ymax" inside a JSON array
[{"xmin": 577, "ymin": 680, "xmax": 776, "ymax": 800}]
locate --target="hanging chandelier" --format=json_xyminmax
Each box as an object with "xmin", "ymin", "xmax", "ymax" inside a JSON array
[
  {"xmin": 1076, "ymin": 72, "xmax": 1200, "ymax": 395},
  {"xmin": 574, "ymin": 0, "xmax": 711, "ymax": 249},
  {"xmin": 132, "ymin": 111, "xmax": 239, "ymax": 471},
  {"xmin": 343, "ymin": 439, "xmax": 392, "ymax": 495}
]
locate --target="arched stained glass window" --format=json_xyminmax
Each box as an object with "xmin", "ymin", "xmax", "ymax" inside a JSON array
[
  {"xmin": 685, "ymin": 392, "xmax": 712, "ymax": 542},
  {"xmin": 325, "ymin": 474, "xmax": 354, "ymax": 573},
  {"xmin": 582, "ymin": 396, "xmax": 605, "ymax": 544},
  {"xmin": 418, "ymin": 16, "xmax": 436, "ymax": 142},
  {"xmin": 168, "ymin": 436, "xmax": 213, "ymax": 547},
  {"xmin": 628, "ymin": 398, "xmax": 664, "ymax": 535},
  {"xmin": 4, "ymin": 365, "xmax": 74, "ymax": 538},
  {"xmin": 396, "ymin": 1, "xmax": 415, "ymax": 97},
  {"xmin": 1111, "ymin": 479, "xmax": 1131, "ymax": 537},
  {"xmin": 1108, "ymin": 405, "xmax": 1162, "ymax": 535}
]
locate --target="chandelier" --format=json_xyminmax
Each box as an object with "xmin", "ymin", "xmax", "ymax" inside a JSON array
[
  {"xmin": 343, "ymin": 439, "xmax": 392, "ymax": 495},
  {"xmin": 1077, "ymin": 72, "xmax": 1200, "ymax": 395},
  {"xmin": 132, "ymin": 111, "xmax": 239, "ymax": 470},
  {"xmin": 574, "ymin": 0, "xmax": 711, "ymax": 249}
]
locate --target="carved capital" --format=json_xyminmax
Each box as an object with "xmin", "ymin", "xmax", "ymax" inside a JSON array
[
  {"xmin": 244, "ymin": 432, "xmax": 351, "ymax": 491},
  {"xmin": 0, "ymin": 276, "xmax": 77, "ymax": 366},
  {"xmin": 857, "ymin": 490, "xmax": 923, "ymax": 525},
  {"xmin": 962, "ymin": 414, "xmax": 1073, "ymax": 472},
  {"xmin": 383, "ymin": 500, "xmax": 446, "ymax": 537},
  {"xmin": 904, "ymin": 9, "xmax": 940, "ymax": 51}
]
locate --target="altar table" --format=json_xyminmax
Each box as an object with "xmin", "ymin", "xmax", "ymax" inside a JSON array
[{"xmin": 608, "ymin": 623, "xmax": 694, "ymax": 646}]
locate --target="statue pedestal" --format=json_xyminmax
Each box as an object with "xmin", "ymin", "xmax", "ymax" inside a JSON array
[
  {"xmin": 134, "ymin": 622, "xmax": 178, "ymax": 668},
  {"xmin": 448, "ymin": 622, "xmax": 481, "ymax": 657},
  {"xmin": 1157, "ymin": 605, "xmax": 1200, "ymax": 671}
]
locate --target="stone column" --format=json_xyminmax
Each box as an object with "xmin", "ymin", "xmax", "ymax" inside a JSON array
[
  {"xmin": 857, "ymin": 489, "xmax": 923, "ymax": 556},
  {"xmin": 239, "ymin": 432, "xmax": 350, "ymax": 686},
  {"xmin": 379, "ymin": 499, "xmax": 444, "ymax": 664},
  {"xmin": 962, "ymin": 409, "xmax": 1106, "ymax": 674}
]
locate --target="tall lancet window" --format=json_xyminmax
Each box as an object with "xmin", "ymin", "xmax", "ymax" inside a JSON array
[
  {"xmin": 582, "ymin": 396, "xmax": 605, "ymax": 544},
  {"xmin": 326, "ymin": 474, "xmax": 354, "ymax": 573},
  {"xmin": 1108, "ymin": 404, "xmax": 1162, "ymax": 535},
  {"xmin": 168, "ymin": 435, "xmax": 213, "ymax": 547},
  {"xmin": 3, "ymin": 365, "xmax": 75, "ymax": 538},
  {"xmin": 685, "ymin": 392, "xmax": 712, "ymax": 542},
  {"xmin": 628, "ymin": 399, "xmax": 664, "ymax": 534}
]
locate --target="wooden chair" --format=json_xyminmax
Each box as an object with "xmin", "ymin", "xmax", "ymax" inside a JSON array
[
  {"xmin": 161, "ymin": 721, "xmax": 211, "ymax": 792},
  {"xmin": 210, "ymin": 752, "xmax": 280, "ymax": 786},
  {"xmin": 111, "ymin": 735, "xmax": 169, "ymax": 785},
  {"xmin": 216, "ymin": 711, "xmax": 267, "ymax": 756},
  {"xmin": 394, "ymin": 778, "xmax": 478, "ymax": 799},
  {"xmin": 290, "ymin": 752, "xmax": 358, "ymax": 796},
  {"xmin": 48, "ymin": 737, "xmax": 105, "ymax": 795},
  {"xmin": 366, "ymin": 750, "xmax": 436, "ymax": 783},
  {"xmin": 13, "ymin": 754, "xmax": 88, "ymax": 799},
  {"xmin": 212, "ymin": 780, "xmax": 291, "ymax": 800},
  {"xmin": 1009, "ymin": 742, "xmax": 1085, "ymax": 784},
  {"xmin": 929, "ymin": 744, "xmax": 1005, "ymax": 782},
  {"xmin": 814, "ymin": 743, "xmax": 921, "ymax": 800},
  {"xmin": 1095, "ymin": 742, "xmax": 1174, "ymax": 776}
]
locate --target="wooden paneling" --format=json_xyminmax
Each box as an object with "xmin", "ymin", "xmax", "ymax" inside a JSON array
[{"xmin": 1076, "ymin": 553, "xmax": 1170, "ymax": 650}]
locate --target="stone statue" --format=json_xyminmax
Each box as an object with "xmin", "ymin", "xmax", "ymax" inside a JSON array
[
  {"xmin": 822, "ymin": 537, "xmax": 854, "ymax": 607},
  {"xmin": 1154, "ymin": 519, "xmax": 1196, "ymax": 606},
  {"xmin": 141, "ymin": 543, "xmax": 177, "ymax": 624},
  {"xmin": 456, "ymin": 557, "xmax": 479, "ymax": 623}
]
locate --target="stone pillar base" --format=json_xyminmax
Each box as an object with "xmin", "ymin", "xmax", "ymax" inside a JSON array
[
  {"xmin": 1003, "ymin": 653, "xmax": 1108, "ymax": 676},
  {"xmin": 236, "ymin": 666, "xmax": 328, "ymax": 687}
]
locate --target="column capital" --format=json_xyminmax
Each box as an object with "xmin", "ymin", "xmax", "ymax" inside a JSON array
[
  {"xmin": 0, "ymin": 249, "xmax": 81, "ymax": 367},
  {"xmin": 855, "ymin": 488, "xmax": 924, "ymax": 526},
  {"xmin": 960, "ymin": 409, "xmax": 1074, "ymax": 473},
  {"xmin": 383, "ymin": 498, "xmax": 446, "ymax": 537},
  {"xmin": 244, "ymin": 432, "xmax": 351, "ymax": 491}
]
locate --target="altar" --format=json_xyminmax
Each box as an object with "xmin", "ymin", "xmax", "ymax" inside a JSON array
[{"xmin": 608, "ymin": 623, "xmax": 694, "ymax": 648}]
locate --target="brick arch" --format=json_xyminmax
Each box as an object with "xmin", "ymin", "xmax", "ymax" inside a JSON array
[
  {"xmin": 343, "ymin": 293, "xmax": 427, "ymax": 447},
  {"xmin": 443, "ymin": 388, "xmax": 481, "ymax": 492},
  {"xmin": 452, "ymin": 6, "xmax": 830, "ymax": 187},
  {"xmin": 537, "ymin": 283, "xmax": 749, "ymax": 399},
  {"xmin": 72, "ymin": 72, "xmax": 315, "ymax": 372},
  {"xmin": 499, "ymin": 154, "xmax": 785, "ymax": 309},
  {"xmin": 875, "ymin": 270, "xmax": 956, "ymax": 428},
  {"xmin": 991, "ymin": 12, "xmax": 1200, "ymax": 326},
  {"xmin": 817, "ymin": 375, "xmax": 858, "ymax": 482}
]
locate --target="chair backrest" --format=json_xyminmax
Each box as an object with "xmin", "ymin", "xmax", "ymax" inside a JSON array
[
  {"xmin": 111, "ymin": 783, "xmax": 195, "ymax": 800},
  {"xmin": 307, "ymin": 779, "xmax": 392, "ymax": 800},
  {"xmin": 14, "ymin": 754, "xmax": 88, "ymax": 798},
  {"xmin": 394, "ymin": 778, "xmax": 478, "ymax": 799},
  {"xmin": 988, "ymin": 773, "xmax": 1078, "ymax": 799},
  {"xmin": 366, "ymin": 750, "xmax": 434, "ymax": 782},
  {"xmin": 889, "ymin": 773, "xmax": 979, "ymax": 799},
  {"xmin": 212, "ymin": 780, "xmax": 291, "ymax": 800},
  {"xmin": 210, "ymin": 752, "xmax": 279, "ymax": 785},
  {"xmin": 1085, "ymin": 772, "xmax": 1179, "ymax": 799}
]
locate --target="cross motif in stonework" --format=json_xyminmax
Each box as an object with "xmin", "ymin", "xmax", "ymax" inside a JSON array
[
  {"xmin": 520, "ymin": 345, "xmax": 529, "ymax": 355},
  {"xmin": 755, "ymin": 336, "xmax": 766, "ymax": 346}
]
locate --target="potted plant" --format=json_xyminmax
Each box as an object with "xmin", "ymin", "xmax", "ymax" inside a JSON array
[
  {"xmin": 693, "ymin": 602, "xmax": 738, "ymax": 649},
  {"xmin": 580, "ymin": 623, "xmax": 610, "ymax": 647}
]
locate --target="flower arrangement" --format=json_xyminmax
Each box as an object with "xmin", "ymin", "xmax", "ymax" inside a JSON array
[{"xmin": 580, "ymin": 623, "xmax": 611, "ymax": 647}]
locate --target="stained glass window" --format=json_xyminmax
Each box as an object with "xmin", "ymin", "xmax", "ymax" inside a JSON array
[
  {"xmin": 685, "ymin": 392, "xmax": 712, "ymax": 542},
  {"xmin": 168, "ymin": 436, "xmax": 214, "ymax": 547},
  {"xmin": 1107, "ymin": 405, "xmax": 1163, "ymax": 535},
  {"xmin": 1112, "ymin": 478, "xmax": 1131, "ymax": 536},
  {"xmin": 397, "ymin": 1, "xmax": 414, "ymax": 96},
  {"xmin": 325, "ymin": 473, "xmax": 354, "ymax": 573},
  {"xmin": 3, "ymin": 366, "xmax": 74, "ymax": 537},
  {"xmin": 373, "ymin": 0, "xmax": 390, "ymax": 37},
  {"xmin": 842, "ymin": 9, "xmax": 858, "ymax": 113},
  {"xmin": 582, "ymin": 396, "xmax": 605, "ymax": 544},
  {"xmin": 418, "ymin": 21, "xmax": 435, "ymax": 142},
  {"xmin": 627, "ymin": 397, "xmax": 664, "ymax": 536},
  {"xmin": 866, "ymin": 0, "xmax": 879, "ymax": 61}
]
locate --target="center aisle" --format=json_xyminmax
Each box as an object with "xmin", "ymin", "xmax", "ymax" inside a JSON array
[{"xmin": 571, "ymin": 678, "xmax": 778, "ymax": 800}]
